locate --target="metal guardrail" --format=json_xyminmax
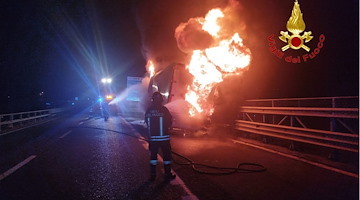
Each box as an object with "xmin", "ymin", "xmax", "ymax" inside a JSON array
[
  {"xmin": 244, "ymin": 96, "xmax": 359, "ymax": 107},
  {"xmin": 235, "ymin": 96, "xmax": 359, "ymax": 154},
  {"xmin": 0, "ymin": 108, "xmax": 65, "ymax": 134},
  {"xmin": 240, "ymin": 106, "xmax": 358, "ymax": 119}
]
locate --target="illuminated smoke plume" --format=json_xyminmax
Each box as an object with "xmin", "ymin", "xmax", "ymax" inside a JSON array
[
  {"xmin": 134, "ymin": 0, "xmax": 231, "ymax": 73},
  {"xmin": 175, "ymin": 19, "xmax": 214, "ymax": 53}
]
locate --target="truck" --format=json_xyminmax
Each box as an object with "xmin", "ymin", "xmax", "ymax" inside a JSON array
[{"xmin": 148, "ymin": 63, "xmax": 204, "ymax": 130}]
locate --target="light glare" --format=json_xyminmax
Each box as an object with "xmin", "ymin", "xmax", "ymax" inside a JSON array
[{"xmin": 101, "ymin": 78, "xmax": 112, "ymax": 84}]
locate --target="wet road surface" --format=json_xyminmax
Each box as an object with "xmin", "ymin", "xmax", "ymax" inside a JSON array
[{"xmin": 0, "ymin": 113, "xmax": 358, "ymax": 200}]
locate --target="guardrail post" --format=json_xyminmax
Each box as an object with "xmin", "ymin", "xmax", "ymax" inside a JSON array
[
  {"xmin": 272, "ymin": 100, "xmax": 275, "ymax": 124},
  {"xmin": 9, "ymin": 114, "xmax": 14, "ymax": 128},
  {"xmin": 330, "ymin": 118, "xmax": 336, "ymax": 132},
  {"xmin": 289, "ymin": 141, "xmax": 296, "ymax": 151},
  {"xmin": 263, "ymin": 135, "xmax": 272, "ymax": 144},
  {"xmin": 0, "ymin": 115, "xmax": 2, "ymax": 132},
  {"xmin": 330, "ymin": 97, "xmax": 336, "ymax": 132},
  {"xmin": 290, "ymin": 116, "xmax": 294, "ymax": 127},
  {"xmin": 328, "ymin": 150, "xmax": 339, "ymax": 161},
  {"xmin": 262, "ymin": 114, "xmax": 266, "ymax": 123},
  {"xmin": 20, "ymin": 113, "xmax": 23, "ymax": 126},
  {"xmin": 328, "ymin": 98, "xmax": 339, "ymax": 161}
]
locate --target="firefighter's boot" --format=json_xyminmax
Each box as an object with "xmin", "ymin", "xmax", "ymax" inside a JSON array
[
  {"xmin": 149, "ymin": 164, "xmax": 156, "ymax": 182},
  {"xmin": 164, "ymin": 164, "xmax": 176, "ymax": 181}
]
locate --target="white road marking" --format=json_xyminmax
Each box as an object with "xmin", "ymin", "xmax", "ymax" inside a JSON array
[
  {"xmin": 0, "ymin": 155, "xmax": 37, "ymax": 181},
  {"xmin": 173, "ymin": 177, "xmax": 200, "ymax": 200},
  {"xmin": 232, "ymin": 139, "xmax": 359, "ymax": 179},
  {"xmin": 120, "ymin": 118, "xmax": 199, "ymax": 199},
  {"xmin": 157, "ymin": 150, "xmax": 199, "ymax": 200},
  {"xmin": 131, "ymin": 130, "xmax": 199, "ymax": 200},
  {"xmin": 79, "ymin": 121, "xmax": 84, "ymax": 125},
  {"xmin": 59, "ymin": 130, "xmax": 72, "ymax": 139}
]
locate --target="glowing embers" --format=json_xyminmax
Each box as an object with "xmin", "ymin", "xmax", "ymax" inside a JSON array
[{"xmin": 182, "ymin": 8, "xmax": 251, "ymax": 117}]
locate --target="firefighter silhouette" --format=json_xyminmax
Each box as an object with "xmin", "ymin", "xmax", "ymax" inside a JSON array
[{"xmin": 145, "ymin": 92, "xmax": 176, "ymax": 181}]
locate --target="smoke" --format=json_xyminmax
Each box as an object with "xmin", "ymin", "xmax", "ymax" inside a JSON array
[
  {"xmin": 174, "ymin": 0, "xmax": 247, "ymax": 54},
  {"xmin": 165, "ymin": 99, "xmax": 203, "ymax": 130},
  {"xmin": 109, "ymin": 77, "xmax": 150, "ymax": 116},
  {"xmin": 175, "ymin": 19, "xmax": 214, "ymax": 53},
  {"xmin": 211, "ymin": 74, "xmax": 246, "ymax": 124},
  {"xmin": 134, "ymin": 0, "xmax": 231, "ymax": 72}
]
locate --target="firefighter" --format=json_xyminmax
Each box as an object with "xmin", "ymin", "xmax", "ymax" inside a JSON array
[
  {"xmin": 145, "ymin": 92, "xmax": 176, "ymax": 182},
  {"xmin": 101, "ymin": 101, "xmax": 110, "ymax": 121}
]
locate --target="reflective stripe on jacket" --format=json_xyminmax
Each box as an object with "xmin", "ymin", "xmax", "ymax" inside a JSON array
[{"xmin": 145, "ymin": 105, "xmax": 172, "ymax": 142}]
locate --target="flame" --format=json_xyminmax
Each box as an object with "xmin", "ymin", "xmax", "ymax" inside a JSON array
[
  {"xmin": 146, "ymin": 60, "xmax": 155, "ymax": 78},
  {"xmin": 184, "ymin": 8, "xmax": 251, "ymax": 117},
  {"xmin": 202, "ymin": 9, "xmax": 224, "ymax": 37},
  {"xmin": 286, "ymin": 0, "xmax": 306, "ymax": 35}
]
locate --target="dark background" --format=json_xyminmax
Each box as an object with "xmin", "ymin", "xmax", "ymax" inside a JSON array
[{"xmin": 0, "ymin": 0, "xmax": 358, "ymax": 113}]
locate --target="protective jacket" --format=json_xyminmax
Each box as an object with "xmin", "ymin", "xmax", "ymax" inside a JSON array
[{"xmin": 145, "ymin": 105, "xmax": 172, "ymax": 142}]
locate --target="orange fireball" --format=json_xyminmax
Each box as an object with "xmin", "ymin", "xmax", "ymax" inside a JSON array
[{"xmin": 178, "ymin": 8, "xmax": 251, "ymax": 117}]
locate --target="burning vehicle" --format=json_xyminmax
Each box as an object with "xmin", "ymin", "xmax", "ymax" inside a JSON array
[
  {"xmin": 145, "ymin": 5, "xmax": 252, "ymax": 129},
  {"xmin": 148, "ymin": 63, "xmax": 190, "ymax": 104},
  {"xmin": 147, "ymin": 63, "xmax": 199, "ymax": 129}
]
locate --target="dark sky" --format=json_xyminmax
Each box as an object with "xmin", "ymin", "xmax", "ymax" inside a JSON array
[{"xmin": 0, "ymin": 0, "xmax": 358, "ymax": 111}]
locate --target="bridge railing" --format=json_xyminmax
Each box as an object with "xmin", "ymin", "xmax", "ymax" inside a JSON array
[
  {"xmin": 234, "ymin": 96, "xmax": 359, "ymax": 156},
  {"xmin": 0, "ymin": 108, "xmax": 65, "ymax": 134}
]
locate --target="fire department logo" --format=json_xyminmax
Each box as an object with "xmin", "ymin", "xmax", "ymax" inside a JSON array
[
  {"xmin": 267, "ymin": 0, "xmax": 325, "ymax": 64},
  {"xmin": 279, "ymin": 0, "xmax": 313, "ymax": 52}
]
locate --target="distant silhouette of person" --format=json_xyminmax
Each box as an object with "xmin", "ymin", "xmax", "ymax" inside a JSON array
[
  {"xmin": 145, "ymin": 92, "xmax": 176, "ymax": 182},
  {"xmin": 101, "ymin": 101, "xmax": 110, "ymax": 121}
]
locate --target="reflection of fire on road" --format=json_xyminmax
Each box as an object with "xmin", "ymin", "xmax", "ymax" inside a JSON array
[{"xmin": 175, "ymin": 6, "xmax": 251, "ymax": 117}]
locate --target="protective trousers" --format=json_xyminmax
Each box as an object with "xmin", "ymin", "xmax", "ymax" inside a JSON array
[{"xmin": 149, "ymin": 140, "xmax": 173, "ymax": 178}]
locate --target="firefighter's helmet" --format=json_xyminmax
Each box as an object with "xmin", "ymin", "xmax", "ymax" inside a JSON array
[{"xmin": 152, "ymin": 92, "xmax": 163, "ymax": 105}]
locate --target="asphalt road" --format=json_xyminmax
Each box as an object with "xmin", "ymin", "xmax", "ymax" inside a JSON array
[{"xmin": 0, "ymin": 112, "xmax": 358, "ymax": 200}]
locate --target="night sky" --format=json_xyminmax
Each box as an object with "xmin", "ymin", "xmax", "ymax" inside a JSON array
[{"xmin": 0, "ymin": 0, "xmax": 358, "ymax": 113}]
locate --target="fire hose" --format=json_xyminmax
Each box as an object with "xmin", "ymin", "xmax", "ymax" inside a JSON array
[{"xmin": 74, "ymin": 126, "xmax": 266, "ymax": 175}]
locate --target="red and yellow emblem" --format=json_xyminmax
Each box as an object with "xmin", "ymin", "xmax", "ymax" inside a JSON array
[{"xmin": 279, "ymin": 0, "xmax": 313, "ymax": 52}]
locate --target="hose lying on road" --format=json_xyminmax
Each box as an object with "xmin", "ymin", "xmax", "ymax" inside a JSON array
[
  {"xmin": 172, "ymin": 151, "xmax": 266, "ymax": 175},
  {"xmin": 74, "ymin": 126, "xmax": 266, "ymax": 175}
]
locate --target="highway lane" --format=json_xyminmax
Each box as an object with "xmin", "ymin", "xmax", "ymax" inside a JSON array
[
  {"xmin": 0, "ymin": 113, "xmax": 78, "ymax": 175},
  {"xmin": 0, "ymin": 114, "xmax": 190, "ymax": 200},
  {"xmin": 0, "ymin": 112, "xmax": 358, "ymax": 200}
]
